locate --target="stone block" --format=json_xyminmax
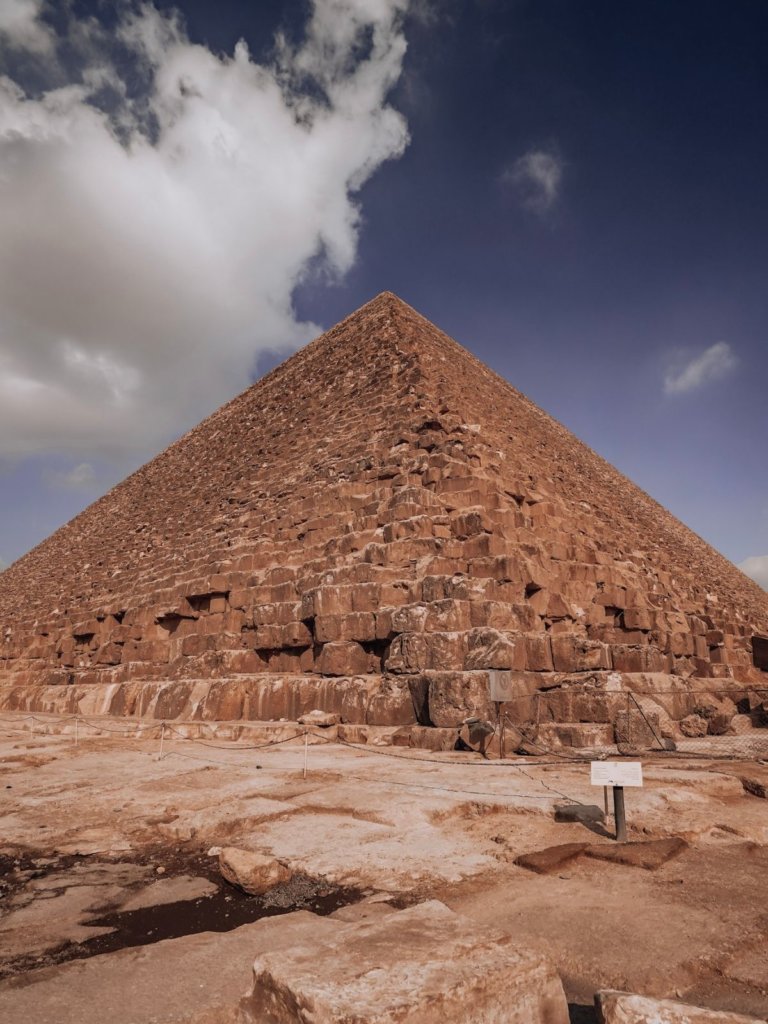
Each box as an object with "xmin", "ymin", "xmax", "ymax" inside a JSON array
[
  {"xmin": 181, "ymin": 634, "xmax": 216, "ymax": 658},
  {"xmin": 366, "ymin": 675, "xmax": 418, "ymax": 726},
  {"xmin": 611, "ymin": 645, "xmax": 668, "ymax": 673},
  {"xmin": 315, "ymin": 612, "xmax": 376, "ymax": 643},
  {"xmin": 391, "ymin": 603, "xmax": 429, "ymax": 633},
  {"xmin": 218, "ymin": 847, "xmax": 291, "ymax": 895},
  {"xmin": 465, "ymin": 628, "xmax": 526, "ymax": 670},
  {"xmin": 424, "ymin": 598, "xmax": 472, "ymax": 632},
  {"xmin": 94, "ymin": 642, "xmax": 123, "ymax": 666},
  {"xmin": 428, "ymin": 670, "xmax": 494, "ymax": 727},
  {"xmin": 595, "ymin": 989, "xmax": 764, "ymax": 1023},
  {"xmin": 623, "ymin": 608, "xmax": 653, "ymax": 631},
  {"xmin": 244, "ymin": 900, "xmax": 569, "ymax": 1024},
  {"xmin": 525, "ymin": 634, "xmax": 554, "ymax": 671},
  {"xmin": 386, "ymin": 632, "xmax": 465, "ymax": 673},
  {"xmin": 469, "ymin": 600, "xmax": 537, "ymax": 631},
  {"xmin": 551, "ymin": 635, "xmax": 610, "ymax": 672},
  {"xmin": 536, "ymin": 722, "xmax": 614, "ymax": 748},
  {"xmin": 315, "ymin": 641, "xmax": 370, "ymax": 677}
]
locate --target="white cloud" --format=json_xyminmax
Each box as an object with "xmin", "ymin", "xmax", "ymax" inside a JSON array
[
  {"xmin": 502, "ymin": 148, "xmax": 563, "ymax": 213},
  {"xmin": 0, "ymin": 0, "xmax": 411, "ymax": 460},
  {"xmin": 0, "ymin": 0, "xmax": 53, "ymax": 54},
  {"xmin": 43, "ymin": 462, "xmax": 98, "ymax": 489},
  {"xmin": 738, "ymin": 555, "xmax": 768, "ymax": 591},
  {"xmin": 663, "ymin": 342, "xmax": 738, "ymax": 395}
]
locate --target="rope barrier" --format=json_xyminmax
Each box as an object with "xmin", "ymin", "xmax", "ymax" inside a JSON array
[{"xmin": 0, "ymin": 709, "xmax": 589, "ymax": 804}]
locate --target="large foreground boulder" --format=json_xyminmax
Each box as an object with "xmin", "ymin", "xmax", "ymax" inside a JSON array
[
  {"xmin": 243, "ymin": 899, "xmax": 569, "ymax": 1023},
  {"xmin": 596, "ymin": 990, "xmax": 765, "ymax": 1023}
]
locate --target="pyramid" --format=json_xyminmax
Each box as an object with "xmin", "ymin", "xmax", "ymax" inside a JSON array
[{"xmin": 1, "ymin": 292, "xmax": 767, "ymax": 745}]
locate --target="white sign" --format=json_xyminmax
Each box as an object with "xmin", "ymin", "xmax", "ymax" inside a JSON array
[
  {"xmin": 590, "ymin": 761, "xmax": 643, "ymax": 788},
  {"xmin": 488, "ymin": 670, "xmax": 520, "ymax": 702}
]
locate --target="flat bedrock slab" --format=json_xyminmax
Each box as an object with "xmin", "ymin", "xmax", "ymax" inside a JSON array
[
  {"xmin": 242, "ymin": 899, "xmax": 569, "ymax": 1024},
  {"xmin": 0, "ymin": 911, "xmax": 339, "ymax": 1024},
  {"xmin": 596, "ymin": 989, "xmax": 766, "ymax": 1023}
]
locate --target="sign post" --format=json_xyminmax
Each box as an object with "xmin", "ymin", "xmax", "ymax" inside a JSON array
[
  {"xmin": 488, "ymin": 671, "xmax": 515, "ymax": 760},
  {"xmin": 590, "ymin": 761, "xmax": 643, "ymax": 842}
]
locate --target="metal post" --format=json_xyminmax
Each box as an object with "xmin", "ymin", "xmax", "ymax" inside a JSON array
[
  {"xmin": 75, "ymin": 716, "xmax": 79, "ymax": 746},
  {"xmin": 158, "ymin": 722, "xmax": 166, "ymax": 761},
  {"xmin": 603, "ymin": 785, "xmax": 610, "ymax": 820},
  {"xmin": 613, "ymin": 785, "xmax": 627, "ymax": 842},
  {"xmin": 303, "ymin": 730, "xmax": 309, "ymax": 780}
]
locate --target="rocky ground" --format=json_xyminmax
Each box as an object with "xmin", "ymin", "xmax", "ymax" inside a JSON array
[{"xmin": 1, "ymin": 717, "xmax": 767, "ymax": 1022}]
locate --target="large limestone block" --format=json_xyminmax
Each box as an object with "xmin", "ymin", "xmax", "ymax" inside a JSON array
[
  {"xmin": 243, "ymin": 900, "xmax": 569, "ymax": 1024},
  {"xmin": 315, "ymin": 641, "xmax": 370, "ymax": 676},
  {"xmin": 386, "ymin": 632, "xmax": 466, "ymax": 673},
  {"xmin": 551, "ymin": 635, "xmax": 610, "ymax": 672},
  {"xmin": 428, "ymin": 670, "xmax": 494, "ymax": 726},
  {"xmin": 595, "ymin": 990, "xmax": 765, "ymax": 1023},
  {"xmin": 219, "ymin": 847, "xmax": 292, "ymax": 895},
  {"xmin": 464, "ymin": 628, "xmax": 527, "ymax": 670}
]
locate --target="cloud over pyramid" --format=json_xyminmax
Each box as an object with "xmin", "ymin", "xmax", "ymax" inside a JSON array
[{"xmin": 1, "ymin": 293, "xmax": 766, "ymax": 746}]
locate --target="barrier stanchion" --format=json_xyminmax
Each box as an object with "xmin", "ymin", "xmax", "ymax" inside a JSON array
[
  {"xmin": 157, "ymin": 722, "xmax": 166, "ymax": 761},
  {"xmin": 303, "ymin": 730, "xmax": 309, "ymax": 780}
]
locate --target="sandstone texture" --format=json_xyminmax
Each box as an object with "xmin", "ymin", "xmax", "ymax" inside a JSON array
[
  {"xmin": 218, "ymin": 848, "xmax": 292, "ymax": 895},
  {"xmin": 595, "ymin": 990, "xmax": 766, "ymax": 1023},
  {"xmin": 243, "ymin": 899, "xmax": 570, "ymax": 1024},
  {"xmin": 1, "ymin": 292, "xmax": 767, "ymax": 745}
]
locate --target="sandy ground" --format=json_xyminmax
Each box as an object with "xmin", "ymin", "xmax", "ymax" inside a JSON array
[{"xmin": 1, "ymin": 716, "xmax": 767, "ymax": 1021}]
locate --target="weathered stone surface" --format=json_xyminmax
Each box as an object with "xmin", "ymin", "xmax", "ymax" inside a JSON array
[
  {"xmin": 595, "ymin": 989, "xmax": 764, "ymax": 1023},
  {"xmin": 1, "ymin": 292, "xmax": 767, "ymax": 745},
  {"xmin": 218, "ymin": 847, "xmax": 292, "ymax": 895},
  {"xmin": 243, "ymin": 900, "xmax": 570, "ymax": 1023}
]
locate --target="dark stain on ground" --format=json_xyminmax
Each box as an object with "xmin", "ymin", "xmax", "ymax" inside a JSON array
[{"xmin": 0, "ymin": 845, "xmax": 364, "ymax": 980}]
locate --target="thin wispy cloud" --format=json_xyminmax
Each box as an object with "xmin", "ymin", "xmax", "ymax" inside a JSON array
[
  {"xmin": 43, "ymin": 462, "xmax": 98, "ymax": 490},
  {"xmin": 0, "ymin": 0, "xmax": 412, "ymax": 461},
  {"xmin": 738, "ymin": 555, "xmax": 768, "ymax": 591},
  {"xmin": 502, "ymin": 148, "xmax": 563, "ymax": 213},
  {"xmin": 663, "ymin": 342, "xmax": 738, "ymax": 395}
]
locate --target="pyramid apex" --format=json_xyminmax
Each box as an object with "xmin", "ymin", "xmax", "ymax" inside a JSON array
[{"xmin": 354, "ymin": 290, "xmax": 414, "ymax": 314}]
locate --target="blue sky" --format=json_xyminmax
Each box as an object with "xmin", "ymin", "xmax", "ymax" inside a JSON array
[{"xmin": 0, "ymin": 1, "xmax": 766, "ymax": 588}]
